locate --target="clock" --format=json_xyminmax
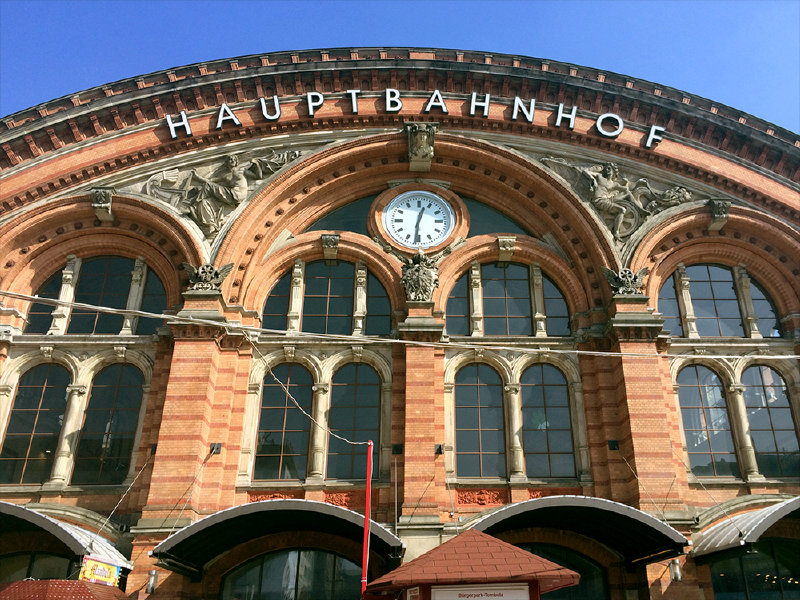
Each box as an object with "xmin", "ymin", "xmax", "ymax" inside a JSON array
[{"xmin": 381, "ymin": 190, "xmax": 456, "ymax": 249}]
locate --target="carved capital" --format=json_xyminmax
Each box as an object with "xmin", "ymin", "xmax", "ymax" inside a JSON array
[
  {"xmin": 0, "ymin": 385, "xmax": 14, "ymax": 399},
  {"xmin": 114, "ymin": 345, "xmax": 126, "ymax": 359},
  {"xmin": 504, "ymin": 384, "xmax": 520, "ymax": 395},
  {"xmin": 351, "ymin": 346, "xmax": 363, "ymax": 362},
  {"xmin": 67, "ymin": 385, "xmax": 87, "ymax": 396},
  {"xmin": 312, "ymin": 383, "xmax": 329, "ymax": 394},
  {"xmin": 40, "ymin": 346, "xmax": 54, "ymax": 361},
  {"xmin": 283, "ymin": 346, "xmax": 296, "ymax": 362},
  {"xmin": 707, "ymin": 199, "xmax": 731, "ymax": 231},
  {"xmin": 497, "ymin": 236, "xmax": 516, "ymax": 265}
]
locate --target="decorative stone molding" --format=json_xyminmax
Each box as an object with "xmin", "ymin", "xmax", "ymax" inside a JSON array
[
  {"xmin": 113, "ymin": 346, "xmax": 127, "ymax": 359},
  {"xmin": 324, "ymin": 490, "xmax": 366, "ymax": 507},
  {"xmin": 601, "ymin": 266, "xmax": 648, "ymax": 295},
  {"xmin": 40, "ymin": 346, "xmax": 54, "ymax": 361},
  {"xmin": 707, "ymin": 199, "xmax": 731, "ymax": 231},
  {"xmin": 406, "ymin": 122, "xmax": 437, "ymax": 172},
  {"xmin": 456, "ymin": 488, "xmax": 508, "ymax": 505},
  {"xmin": 496, "ymin": 235, "xmax": 516, "ymax": 266},
  {"xmin": 90, "ymin": 187, "xmax": 115, "ymax": 222},
  {"xmin": 401, "ymin": 251, "xmax": 438, "ymax": 302},
  {"xmin": 248, "ymin": 491, "xmax": 303, "ymax": 502},
  {"xmin": 320, "ymin": 233, "xmax": 340, "ymax": 263},
  {"xmin": 283, "ymin": 346, "xmax": 295, "ymax": 362}
]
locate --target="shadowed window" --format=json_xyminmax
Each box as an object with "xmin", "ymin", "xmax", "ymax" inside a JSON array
[
  {"xmin": 742, "ymin": 365, "xmax": 799, "ymax": 477},
  {"xmin": 23, "ymin": 272, "xmax": 61, "ymax": 334},
  {"xmin": 262, "ymin": 271, "xmax": 292, "ymax": 332},
  {"xmin": 302, "ymin": 261, "xmax": 354, "ymax": 335},
  {"xmin": 445, "ymin": 272, "xmax": 469, "ymax": 335},
  {"xmin": 327, "ymin": 364, "xmax": 379, "ymax": 480},
  {"xmin": 455, "ymin": 363, "xmax": 505, "ymax": 477},
  {"xmin": 255, "ymin": 363, "xmax": 312, "ymax": 480},
  {"xmin": 521, "ymin": 364, "xmax": 575, "ymax": 478},
  {"xmin": 482, "ymin": 263, "xmax": 532, "ymax": 335},
  {"xmin": 657, "ymin": 273, "xmax": 683, "ymax": 336},
  {"xmin": 71, "ymin": 364, "xmax": 144, "ymax": 485},
  {"xmin": 0, "ymin": 364, "xmax": 69, "ymax": 484},
  {"xmin": 221, "ymin": 549, "xmax": 361, "ymax": 600},
  {"xmin": 677, "ymin": 365, "xmax": 739, "ymax": 477}
]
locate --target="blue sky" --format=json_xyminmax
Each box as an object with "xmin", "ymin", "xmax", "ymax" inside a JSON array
[{"xmin": 1, "ymin": 0, "xmax": 798, "ymax": 133}]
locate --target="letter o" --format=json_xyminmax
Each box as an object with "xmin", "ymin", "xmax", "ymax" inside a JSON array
[{"xmin": 596, "ymin": 112, "xmax": 624, "ymax": 137}]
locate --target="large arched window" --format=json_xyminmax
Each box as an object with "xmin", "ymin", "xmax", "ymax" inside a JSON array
[
  {"xmin": 71, "ymin": 364, "xmax": 144, "ymax": 485},
  {"xmin": 0, "ymin": 364, "xmax": 69, "ymax": 484},
  {"xmin": 327, "ymin": 364, "xmax": 379, "ymax": 480},
  {"xmin": 24, "ymin": 256, "xmax": 166, "ymax": 335},
  {"xmin": 709, "ymin": 539, "xmax": 800, "ymax": 600},
  {"xmin": 221, "ymin": 549, "xmax": 361, "ymax": 600},
  {"xmin": 261, "ymin": 261, "xmax": 391, "ymax": 336},
  {"xmin": 455, "ymin": 364, "xmax": 505, "ymax": 478},
  {"xmin": 521, "ymin": 364, "xmax": 575, "ymax": 478},
  {"xmin": 446, "ymin": 263, "xmax": 569, "ymax": 337},
  {"xmin": 677, "ymin": 365, "xmax": 739, "ymax": 477},
  {"xmin": 255, "ymin": 364, "xmax": 313, "ymax": 480},
  {"xmin": 742, "ymin": 366, "xmax": 800, "ymax": 477},
  {"xmin": 658, "ymin": 264, "xmax": 781, "ymax": 338},
  {"xmin": 0, "ymin": 551, "xmax": 79, "ymax": 583}
]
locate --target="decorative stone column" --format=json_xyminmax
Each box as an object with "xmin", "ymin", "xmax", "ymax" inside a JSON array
[
  {"xmin": 569, "ymin": 381, "xmax": 593, "ymax": 485},
  {"xmin": 504, "ymin": 383, "xmax": 526, "ymax": 481},
  {"xmin": 353, "ymin": 262, "xmax": 367, "ymax": 335},
  {"xmin": 120, "ymin": 258, "xmax": 146, "ymax": 335},
  {"xmin": 237, "ymin": 382, "xmax": 262, "ymax": 486},
  {"xmin": 468, "ymin": 262, "xmax": 483, "ymax": 336},
  {"xmin": 47, "ymin": 255, "xmax": 81, "ymax": 335},
  {"xmin": 733, "ymin": 265, "xmax": 762, "ymax": 338},
  {"xmin": 530, "ymin": 264, "xmax": 547, "ymax": 337},
  {"xmin": 286, "ymin": 260, "xmax": 304, "ymax": 333},
  {"xmin": 727, "ymin": 384, "xmax": 763, "ymax": 481},
  {"xmin": 675, "ymin": 264, "xmax": 699, "ymax": 338},
  {"xmin": 44, "ymin": 384, "xmax": 87, "ymax": 489},
  {"xmin": 306, "ymin": 383, "xmax": 329, "ymax": 482}
]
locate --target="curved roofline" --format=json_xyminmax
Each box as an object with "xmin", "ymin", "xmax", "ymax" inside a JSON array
[
  {"xmin": 742, "ymin": 496, "xmax": 800, "ymax": 543},
  {"xmin": 470, "ymin": 494, "xmax": 687, "ymax": 544},
  {"xmin": 1, "ymin": 47, "xmax": 796, "ymax": 146},
  {"xmin": 0, "ymin": 501, "xmax": 132, "ymax": 569},
  {"xmin": 152, "ymin": 498, "xmax": 404, "ymax": 555}
]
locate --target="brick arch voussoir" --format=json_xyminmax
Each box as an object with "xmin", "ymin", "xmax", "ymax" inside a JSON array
[
  {"xmin": 237, "ymin": 231, "xmax": 403, "ymax": 314},
  {"xmin": 436, "ymin": 235, "xmax": 590, "ymax": 315},
  {"xmin": 635, "ymin": 210, "xmax": 800, "ymax": 316}
]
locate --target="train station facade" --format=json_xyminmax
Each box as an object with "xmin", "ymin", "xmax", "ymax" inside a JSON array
[{"xmin": 0, "ymin": 48, "xmax": 798, "ymax": 599}]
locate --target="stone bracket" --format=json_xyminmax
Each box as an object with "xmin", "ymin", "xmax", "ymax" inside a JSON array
[{"xmin": 91, "ymin": 187, "xmax": 115, "ymax": 222}]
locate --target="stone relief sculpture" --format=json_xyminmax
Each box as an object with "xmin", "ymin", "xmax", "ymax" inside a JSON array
[
  {"xmin": 541, "ymin": 157, "xmax": 694, "ymax": 241},
  {"xmin": 181, "ymin": 262, "xmax": 234, "ymax": 292},
  {"xmin": 142, "ymin": 149, "xmax": 301, "ymax": 237},
  {"xmin": 601, "ymin": 266, "xmax": 649, "ymax": 295},
  {"xmin": 400, "ymin": 250, "xmax": 439, "ymax": 302},
  {"xmin": 406, "ymin": 122, "xmax": 437, "ymax": 172}
]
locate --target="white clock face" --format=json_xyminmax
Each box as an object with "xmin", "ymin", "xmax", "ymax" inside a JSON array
[{"xmin": 382, "ymin": 191, "xmax": 456, "ymax": 249}]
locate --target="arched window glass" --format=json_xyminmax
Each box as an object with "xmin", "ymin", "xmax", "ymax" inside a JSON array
[
  {"xmin": 135, "ymin": 268, "xmax": 167, "ymax": 335},
  {"xmin": 686, "ymin": 265, "xmax": 744, "ymax": 337},
  {"xmin": 67, "ymin": 257, "xmax": 134, "ymax": 334},
  {"xmin": 482, "ymin": 263, "xmax": 531, "ymax": 335},
  {"xmin": 328, "ymin": 364, "xmax": 379, "ymax": 479},
  {"xmin": 446, "ymin": 272, "xmax": 469, "ymax": 336},
  {"xmin": 455, "ymin": 364, "xmax": 505, "ymax": 477},
  {"xmin": 262, "ymin": 271, "xmax": 291, "ymax": 332},
  {"xmin": 677, "ymin": 365, "xmax": 739, "ymax": 477},
  {"xmin": 517, "ymin": 544, "xmax": 608, "ymax": 600},
  {"xmin": 543, "ymin": 274, "xmax": 570, "ymax": 336},
  {"xmin": 71, "ymin": 364, "xmax": 143, "ymax": 485},
  {"xmin": 750, "ymin": 281, "xmax": 781, "ymax": 337},
  {"xmin": 255, "ymin": 364, "xmax": 312, "ymax": 480},
  {"xmin": 365, "ymin": 273, "xmax": 391, "ymax": 335},
  {"xmin": 302, "ymin": 261, "xmax": 354, "ymax": 335},
  {"xmin": 521, "ymin": 364, "xmax": 575, "ymax": 478},
  {"xmin": 23, "ymin": 272, "xmax": 61, "ymax": 334},
  {"xmin": 658, "ymin": 274, "xmax": 683, "ymax": 336},
  {"xmin": 0, "ymin": 364, "xmax": 69, "ymax": 484},
  {"xmin": 742, "ymin": 366, "xmax": 799, "ymax": 477},
  {"xmin": 221, "ymin": 549, "xmax": 361, "ymax": 600},
  {"xmin": 709, "ymin": 539, "xmax": 800, "ymax": 600}
]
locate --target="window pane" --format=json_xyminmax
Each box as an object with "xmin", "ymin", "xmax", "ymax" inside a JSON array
[
  {"xmin": 71, "ymin": 364, "xmax": 143, "ymax": 485},
  {"xmin": 24, "ymin": 272, "xmax": 62, "ymax": 334},
  {"xmin": 481, "ymin": 263, "xmax": 532, "ymax": 337},
  {"xmin": 365, "ymin": 273, "xmax": 391, "ymax": 335},
  {"xmin": 455, "ymin": 364, "xmax": 505, "ymax": 477},
  {"xmin": 302, "ymin": 261, "xmax": 354, "ymax": 335},
  {"xmin": 446, "ymin": 272, "xmax": 470, "ymax": 335},
  {"xmin": 687, "ymin": 265, "xmax": 745, "ymax": 337},
  {"xmin": 67, "ymin": 257, "xmax": 134, "ymax": 335},
  {"xmin": 136, "ymin": 269, "xmax": 167, "ymax": 335}
]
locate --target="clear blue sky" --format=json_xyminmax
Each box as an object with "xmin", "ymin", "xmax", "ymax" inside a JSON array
[{"xmin": 1, "ymin": 0, "xmax": 798, "ymax": 133}]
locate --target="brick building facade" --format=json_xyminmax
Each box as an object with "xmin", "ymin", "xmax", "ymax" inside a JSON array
[{"xmin": 0, "ymin": 48, "xmax": 798, "ymax": 599}]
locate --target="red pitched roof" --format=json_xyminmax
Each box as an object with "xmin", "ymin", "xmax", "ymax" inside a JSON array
[
  {"xmin": 366, "ymin": 529, "xmax": 579, "ymax": 593},
  {"xmin": 0, "ymin": 580, "xmax": 128, "ymax": 600}
]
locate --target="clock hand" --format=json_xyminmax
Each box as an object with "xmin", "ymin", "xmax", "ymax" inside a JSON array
[{"xmin": 414, "ymin": 207, "xmax": 425, "ymax": 243}]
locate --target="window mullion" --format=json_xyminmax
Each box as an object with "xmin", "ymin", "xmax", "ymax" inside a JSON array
[
  {"xmin": 733, "ymin": 265, "xmax": 761, "ymax": 339},
  {"xmin": 47, "ymin": 255, "xmax": 81, "ymax": 335},
  {"xmin": 120, "ymin": 258, "xmax": 146, "ymax": 335},
  {"xmin": 352, "ymin": 262, "xmax": 367, "ymax": 335},
  {"xmin": 505, "ymin": 383, "xmax": 525, "ymax": 480},
  {"xmin": 307, "ymin": 383, "xmax": 329, "ymax": 482},
  {"xmin": 44, "ymin": 384, "xmax": 87, "ymax": 489},
  {"xmin": 728, "ymin": 384, "xmax": 763, "ymax": 481},
  {"xmin": 530, "ymin": 264, "xmax": 547, "ymax": 337},
  {"xmin": 469, "ymin": 262, "xmax": 483, "ymax": 336},
  {"xmin": 287, "ymin": 260, "xmax": 304, "ymax": 334},
  {"xmin": 675, "ymin": 264, "xmax": 699, "ymax": 338}
]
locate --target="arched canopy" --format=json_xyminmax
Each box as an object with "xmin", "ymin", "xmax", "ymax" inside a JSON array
[
  {"xmin": 151, "ymin": 499, "xmax": 404, "ymax": 580},
  {"xmin": 0, "ymin": 501, "xmax": 132, "ymax": 569},
  {"xmin": 692, "ymin": 496, "xmax": 800, "ymax": 559},
  {"xmin": 470, "ymin": 495, "xmax": 687, "ymax": 565}
]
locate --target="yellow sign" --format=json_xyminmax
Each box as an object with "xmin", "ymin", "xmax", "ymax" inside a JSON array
[{"xmin": 79, "ymin": 556, "xmax": 121, "ymax": 587}]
